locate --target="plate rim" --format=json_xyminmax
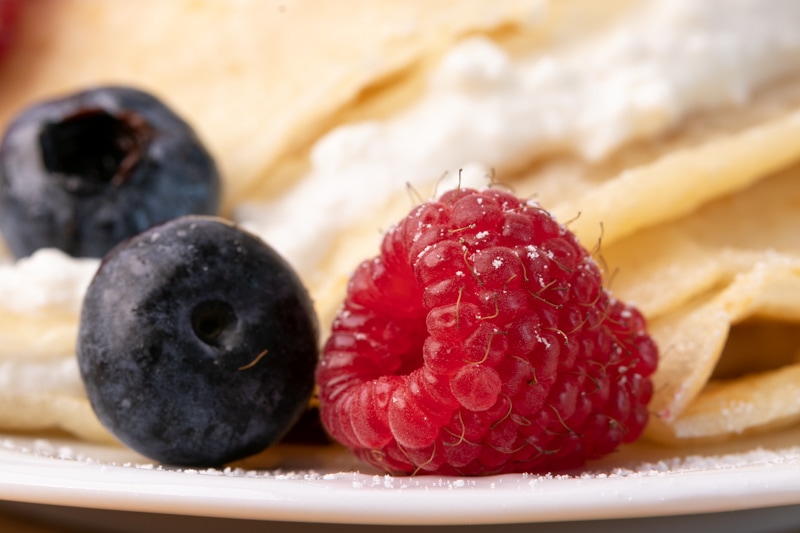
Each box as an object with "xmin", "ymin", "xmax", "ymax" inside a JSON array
[{"xmin": 2, "ymin": 436, "xmax": 800, "ymax": 526}]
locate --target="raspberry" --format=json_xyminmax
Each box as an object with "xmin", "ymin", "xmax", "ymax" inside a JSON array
[
  {"xmin": 316, "ymin": 187, "xmax": 657, "ymax": 475},
  {"xmin": 0, "ymin": 0, "xmax": 20, "ymax": 61}
]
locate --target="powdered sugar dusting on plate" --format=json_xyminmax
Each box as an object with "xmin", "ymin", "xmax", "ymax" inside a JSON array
[{"xmin": 4, "ymin": 432, "xmax": 800, "ymax": 490}]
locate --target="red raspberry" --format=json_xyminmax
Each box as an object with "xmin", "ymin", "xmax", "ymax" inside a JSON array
[
  {"xmin": 316, "ymin": 187, "xmax": 657, "ymax": 475},
  {"xmin": 0, "ymin": 0, "xmax": 19, "ymax": 61}
]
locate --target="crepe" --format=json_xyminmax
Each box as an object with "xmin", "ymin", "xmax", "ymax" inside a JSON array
[{"xmin": 0, "ymin": 0, "xmax": 568, "ymax": 213}]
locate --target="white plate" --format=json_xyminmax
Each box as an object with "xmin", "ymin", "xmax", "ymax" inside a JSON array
[{"xmin": 2, "ymin": 427, "xmax": 800, "ymax": 530}]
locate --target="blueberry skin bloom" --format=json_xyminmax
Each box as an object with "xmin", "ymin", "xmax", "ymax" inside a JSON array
[
  {"xmin": 0, "ymin": 86, "xmax": 220, "ymax": 258},
  {"xmin": 77, "ymin": 216, "xmax": 318, "ymax": 467}
]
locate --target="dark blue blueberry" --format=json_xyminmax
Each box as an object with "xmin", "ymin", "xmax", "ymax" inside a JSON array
[
  {"xmin": 0, "ymin": 86, "xmax": 221, "ymax": 258},
  {"xmin": 77, "ymin": 216, "xmax": 318, "ymax": 467}
]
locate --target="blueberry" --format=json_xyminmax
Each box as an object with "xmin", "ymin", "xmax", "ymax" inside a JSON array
[
  {"xmin": 77, "ymin": 216, "xmax": 318, "ymax": 467},
  {"xmin": 0, "ymin": 86, "xmax": 221, "ymax": 258}
]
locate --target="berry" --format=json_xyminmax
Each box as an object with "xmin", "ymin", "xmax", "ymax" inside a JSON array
[
  {"xmin": 0, "ymin": 86, "xmax": 221, "ymax": 259},
  {"xmin": 0, "ymin": 0, "xmax": 19, "ymax": 61},
  {"xmin": 77, "ymin": 216, "xmax": 318, "ymax": 467},
  {"xmin": 316, "ymin": 187, "xmax": 657, "ymax": 475}
]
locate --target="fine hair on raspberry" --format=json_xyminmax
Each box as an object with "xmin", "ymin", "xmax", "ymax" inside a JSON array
[{"xmin": 316, "ymin": 186, "xmax": 657, "ymax": 475}]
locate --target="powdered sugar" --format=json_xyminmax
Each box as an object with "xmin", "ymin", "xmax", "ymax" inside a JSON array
[
  {"xmin": 525, "ymin": 245, "xmax": 540, "ymax": 260},
  {"xmin": 4, "ymin": 431, "xmax": 800, "ymax": 486}
]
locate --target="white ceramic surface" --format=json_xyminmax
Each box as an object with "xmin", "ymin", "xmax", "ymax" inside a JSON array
[{"xmin": 2, "ymin": 426, "xmax": 800, "ymax": 528}]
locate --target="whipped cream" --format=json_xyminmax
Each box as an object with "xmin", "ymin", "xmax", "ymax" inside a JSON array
[
  {"xmin": 0, "ymin": 248, "xmax": 98, "ymax": 314},
  {"xmin": 238, "ymin": 0, "xmax": 800, "ymax": 282}
]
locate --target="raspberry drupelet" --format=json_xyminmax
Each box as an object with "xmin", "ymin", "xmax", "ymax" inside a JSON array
[{"xmin": 316, "ymin": 187, "xmax": 657, "ymax": 475}]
